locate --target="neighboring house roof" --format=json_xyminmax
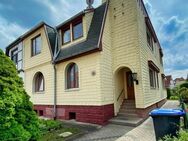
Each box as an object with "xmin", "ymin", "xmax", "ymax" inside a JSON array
[
  {"xmin": 165, "ymin": 75, "xmax": 173, "ymax": 88},
  {"xmin": 5, "ymin": 22, "xmax": 56, "ymax": 58},
  {"xmin": 174, "ymin": 77, "xmax": 185, "ymax": 83},
  {"xmin": 55, "ymin": 2, "xmax": 108, "ymax": 63}
]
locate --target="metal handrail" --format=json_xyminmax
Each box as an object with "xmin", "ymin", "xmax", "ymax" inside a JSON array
[{"xmin": 117, "ymin": 89, "xmax": 124, "ymax": 101}]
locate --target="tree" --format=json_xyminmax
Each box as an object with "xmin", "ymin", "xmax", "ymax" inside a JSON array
[{"xmin": 0, "ymin": 49, "xmax": 40, "ymax": 141}]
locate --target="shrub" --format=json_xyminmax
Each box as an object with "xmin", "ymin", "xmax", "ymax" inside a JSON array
[
  {"xmin": 167, "ymin": 88, "xmax": 172, "ymax": 99},
  {"xmin": 161, "ymin": 130, "xmax": 188, "ymax": 141},
  {"xmin": 0, "ymin": 49, "xmax": 40, "ymax": 140},
  {"xmin": 39, "ymin": 119, "xmax": 61, "ymax": 133},
  {"xmin": 180, "ymin": 83, "xmax": 188, "ymax": 89},
  {"xmin": 179, "ymin": 87, "xmax": 188, "ymax": 100},
  {"xmin": 170, "ymin": 96, "xmax": 179, "ymax": 100}
]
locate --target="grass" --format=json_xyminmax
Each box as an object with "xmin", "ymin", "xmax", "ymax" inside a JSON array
[{"xmin": 38, "ymin": 119, "xmax": 80, "ymax": 141}]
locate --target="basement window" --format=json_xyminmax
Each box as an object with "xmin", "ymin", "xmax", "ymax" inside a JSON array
[
  {"xmin": 39, "ymin": 110, "xmax": 44, "ymax": 116},
  {"xmin": 69, "ymin": 112, "xmax": 76, "ymax": 120}
]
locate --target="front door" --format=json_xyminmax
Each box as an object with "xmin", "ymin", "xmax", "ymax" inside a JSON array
[{"xmin": 126, "ymin": 71, "xmax": 135, "ymax": 100}]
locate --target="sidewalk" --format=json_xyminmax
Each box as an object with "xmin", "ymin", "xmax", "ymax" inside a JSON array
[{"xmin": 115, "ymin": 100, "xmax": 179, "ymax": 141}]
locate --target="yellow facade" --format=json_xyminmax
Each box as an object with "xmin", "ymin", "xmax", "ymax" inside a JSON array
[
  {"xmin": 23, "ymin": 26, "xmax": 54, "ymax": 105},
  {"xmin": 16, "ymin": 0, "xmax": 166, "ymax": 114}
]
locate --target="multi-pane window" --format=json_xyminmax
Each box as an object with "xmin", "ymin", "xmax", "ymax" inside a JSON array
[
  {"xmin": 11, "ymin": 48, "xmax": 18, "ymax": 64},
  {"xmin": 62, "ymin": 28, "xmax": 71, "ymax": 44},
  {"xmin": 31, "ymin": 35, "xmax": 41, "ymax": 56},
  {"xmin": 73, "ymin": 22, "xmax": 83, "ymax": 40},
  {"xmin": 61, "ymin": 18, "xmax": 83, "ymax": 45},
  {"xmin": 149, "ymin": 68, "xmax": 159, "ymax": 88},
  {"xmin": 66, "ymin": 63, "xmax": 79, "ymax": 89},
  {"xmin": 34, "ymin": 72, "xmax": 45, "ymax": 92},
  {"xmin": 10, "ymin": 43, "xmax": 23, "ymax": 70}
]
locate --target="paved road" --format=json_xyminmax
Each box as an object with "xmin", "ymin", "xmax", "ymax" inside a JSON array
[
  {"xmin": 75, "ymin": 124, "xmax": 134, "ymax": 141},
  {"xmin": 116, "ymin": 100, "xmax": 179, "ymax": 141}
]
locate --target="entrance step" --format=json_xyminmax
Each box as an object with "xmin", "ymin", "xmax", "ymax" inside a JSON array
[
  {"xmin": 117, "ymin": 112, "xmax": 138, "ymax": 117},
  {"xmin": 110, "ymin": 99, "xmax": 145, "ymax": 126},
  {"xmin": 109, "ymin": 116, "xmax": 144, "ymax": 127}
]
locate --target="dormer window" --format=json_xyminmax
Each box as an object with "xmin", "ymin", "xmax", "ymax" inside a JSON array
[
  {"xmin": 73, "ymin": 21, "xmax": 83, "ymax": 40},
  {"xmin": 62, "ymin": 28, "xmax": 71, "ymax": 44},
  {"xmin": 61, "ymin": 17, "xmax": 83, "ymax": 45}
]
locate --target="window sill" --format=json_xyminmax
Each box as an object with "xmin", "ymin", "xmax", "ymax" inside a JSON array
[
  {"xmin": 31, "ymin": 52, "xmax": 41, "ymax": 57},
  {"xmin": 150, "ymin": 87, "xmax": 159, "ymax": 90},
  {"xmin": 65, "ymin": 88, "xmax": 80, "ymax": 92},
  {"xmin": 150, "ymin": 87, "xmax": 156, "ymax": 90},
  {"xmin": 33, "ymin": 91, "xmax": 45, "ymax": 94}
]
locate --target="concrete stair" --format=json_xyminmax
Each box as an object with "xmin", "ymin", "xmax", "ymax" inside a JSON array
[{"xmin": 109, "ymin": 99, "xmax": 145, "ymax": 127}]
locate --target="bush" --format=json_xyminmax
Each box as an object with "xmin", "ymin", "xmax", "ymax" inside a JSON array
[
  {"xmin": 180, "ymin": 83, "xmax": 188, "ymax": 89},
  {"xmin": 161, "ymin": 130, "xmax": 188, "ymax": 141},
  {"xmin": 179, "ymin": 87, "xmax": 188, "ymax": 100},
  {"xmin": 0, "ymin": 49, "xmax": 40, "ymax": 140},
  {"xmin": 167, "ymin": 88, "xmax": 172, "ymax": 99},
  {"xmin": 39, "ymin": 119, "xmax": 61, "ymax": 133},
  {"xmin": 170, "ymin": 96, "xmax": 179, "ymax": 100}
]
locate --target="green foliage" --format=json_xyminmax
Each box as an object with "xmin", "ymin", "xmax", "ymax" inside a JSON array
[
  {"xmin": 180, "ymin": 83, "xmax": 188, "ymax": 89},
  {"xmin": 161, "ymin": 130, "xmax": 188, "ymax": 141},
  {"xmin": 38, "ymin": 119, "xmax": 80, "ymax": 141},
  {"xmin": 170, "ymin": 96, "xmax": 179, "ymax": 100},
  {"xmin": 167, "ymin": 88, "xmax": 172, "ymax": 99},
  {"xmin": 39, "ymin": 119, "xmax": 61, "ymax": 133},
  {"xmin": 179, "ymin": 87, "xmax": 188, "ymax": 100},
  {"xmin": 0, "ymin": 49, "xmax": 40, "ymax": 140}
]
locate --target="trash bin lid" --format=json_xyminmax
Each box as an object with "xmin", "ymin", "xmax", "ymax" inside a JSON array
[{"xmin": 150, "ymin": 109, "xmax": 185, "ymax": 116}]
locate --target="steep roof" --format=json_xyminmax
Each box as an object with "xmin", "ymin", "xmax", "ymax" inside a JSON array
[
  {"xmin": 5, "ymin": 22, "xmax": 57, "ymax": 58},
  {"xmin": 55, "ymin": 2, "xmax": 108, "ymax": 63},
  {"xmin": 45, "ymin": 26, "xmax": 57, "ymax": 56}
]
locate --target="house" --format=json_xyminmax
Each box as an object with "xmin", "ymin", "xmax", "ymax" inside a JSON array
[
  {"xmin": 165, "ymin": 75, "xmax": 175, "ymax": 89},
  {"xmin": 174, "ymin": 77, "xmax": 186, "ymax": 86},
  {"xmin": 5, "ymin": 0, "xmax": 166, "ymax": 125}
]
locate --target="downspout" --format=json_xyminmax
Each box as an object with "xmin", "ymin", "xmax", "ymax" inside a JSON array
[
  {"xmin": 53, "ymin": 29, "xmax": 60, "ymax": 120},
  {"xmin": 53, "ymin": 63, "xmax": 57, "ymax": 120}
]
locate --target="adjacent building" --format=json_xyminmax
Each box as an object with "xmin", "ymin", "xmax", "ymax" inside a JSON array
[{"xmin": 6, "ymin": 0, "xmax": 166, "ymax": 125}]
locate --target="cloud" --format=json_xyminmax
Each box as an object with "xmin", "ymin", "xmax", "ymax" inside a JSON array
[
  {"xmin": 0, "ymin": 16, "xmax": 27, "ymax": 51},
  {"xmin": 144, "ymin": 0, "xmax": 188, "ymax": 79},
  {"xmin": 34, "ymin": 0, "xmax": 101, "ymax": 25}
]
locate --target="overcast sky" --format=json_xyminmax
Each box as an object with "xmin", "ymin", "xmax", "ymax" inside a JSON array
[{"xmin": 0, "ymin": 0, "xmax": 187, "ymax": 79}]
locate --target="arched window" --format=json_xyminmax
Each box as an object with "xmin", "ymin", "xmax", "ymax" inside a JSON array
[
  {"xmin": 66, "ymin": 63, "xmax": 79, "ymax": 89},
  {"xmin": 33, "ymin": 72, "xmax": 45, "ymax": 92}
]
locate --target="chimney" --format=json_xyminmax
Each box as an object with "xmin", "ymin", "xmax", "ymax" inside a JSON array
[{"xmin": 85, "ymin": 0, "xmax": 94, "ymax": 12}]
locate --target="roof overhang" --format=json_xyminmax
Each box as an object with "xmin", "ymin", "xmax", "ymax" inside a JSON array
[{"xmin": 148, "ymin": 60, "xmax": 160, "ymax": 73}]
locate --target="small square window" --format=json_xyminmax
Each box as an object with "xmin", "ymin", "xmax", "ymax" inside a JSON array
[
  {"xmin": 62, "ymin": 29, "xmax": 71, "ymax": 44},
  {"xmin": 31, "ymin": 35, "xmax": 41, "ymax": 56}
]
